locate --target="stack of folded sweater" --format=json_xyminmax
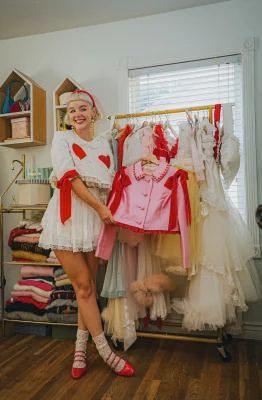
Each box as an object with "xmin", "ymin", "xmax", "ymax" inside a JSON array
[
  {"xmin": 9, "ymin": 227, "xmax": 51, "ymax": 263},
  {"xmin": 46, "ymin": 267, "xmax": 77, "ymax": 324},
  {"xmin": 8, "ymin": 214, "xmax": 52, "ymax": 263},
  {"xmin": 46, "ymin": 250, "xmax": 60, "ymax": 265},
  {"xmin": 5, "ymin": 266, "xmax": 55, "ymax": 322}
]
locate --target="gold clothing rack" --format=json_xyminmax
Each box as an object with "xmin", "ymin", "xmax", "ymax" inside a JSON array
[
  {"xmin": 108, "ymin": 104, "xmax": 216, "ymax": 124},
  {"xmin": 107, "ymin": 104, "xmax": 233, "ymax": 361}
]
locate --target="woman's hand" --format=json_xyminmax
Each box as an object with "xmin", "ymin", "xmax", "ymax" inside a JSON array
[
  {"xmin": 97, "ymin": 205, "xmax": 115, "ymax": 225},
  {"xmin": 71, "ymin": 179, "xmax": 116, "ymax": 224}
]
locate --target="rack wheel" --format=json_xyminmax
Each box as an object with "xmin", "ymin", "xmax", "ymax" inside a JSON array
[
  {"xmin": 217, "ymin": 345, "xmax": 232, "ymax": 363},
  {"xmin": 110, "ymin": 338, "xmax": 124, "ymax": 351},
  {"xmin": 222, "ymin": 333, "xmax": 232, "ymax": 346}
]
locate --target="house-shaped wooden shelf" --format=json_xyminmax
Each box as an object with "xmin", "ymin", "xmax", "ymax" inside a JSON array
[
  {"xmin": 53, "ymin": 77, "xmax": 84, "ymax": 132},
  {"xmin": 0, "ymin": 69, "xmax": 46, "ymax": 148}
]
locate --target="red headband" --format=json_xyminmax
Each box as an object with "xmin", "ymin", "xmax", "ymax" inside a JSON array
[{"xmin": 71, "ymin": 89, "xmax": 96, "ymax": 108}]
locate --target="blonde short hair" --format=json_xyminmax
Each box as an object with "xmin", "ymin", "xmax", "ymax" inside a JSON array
[{"xmin": 64, "ymin": 91, "xmax": 98, "ymax": 126}]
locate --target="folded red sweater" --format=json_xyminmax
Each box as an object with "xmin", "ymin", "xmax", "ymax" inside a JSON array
[
  {"xmin": 7, "ymin": 297, "xmax": 47, "ymax": 310},
  {"xmin": 17, "ymin": 279, "xmax": 55, "ymax": 291}
]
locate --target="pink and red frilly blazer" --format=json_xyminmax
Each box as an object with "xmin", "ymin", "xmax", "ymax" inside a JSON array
[{"xmin": 96, "ymin": 160, "xmax": 192, "ymax": 269}]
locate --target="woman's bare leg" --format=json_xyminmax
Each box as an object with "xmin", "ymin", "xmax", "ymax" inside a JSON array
[
  {"xmin": 78, "ymin": 251, "xmax": 99, "ymax": 331},
  {"xmin": 54, "ymin": 249, "xmax": 133, "ymax": 375},
  {"xmin": 54, "ymin": 250, "xmax": 102, "ymax": 337}
]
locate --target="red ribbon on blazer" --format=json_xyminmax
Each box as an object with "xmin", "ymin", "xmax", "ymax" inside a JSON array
[
  {"xmin": 56, "ymin": 169, "xmax": 80, "ymax": 224},
  {"xmin": 169, "ymin": 138, "xmax": 179, "ymax": 159},
  {"xmin": 164, "ymin": 169, "xmax": 192, "ymax": 231},
  {"xmin": 153, "ymin": 147, "xmax": 170, "ymax": 162},
  {"xmin": 108, "ymin": 167, "xmax": 131, "ymax": 215}
]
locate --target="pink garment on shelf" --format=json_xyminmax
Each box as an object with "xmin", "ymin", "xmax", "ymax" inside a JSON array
[
  {"xmin": 11, "ymin": 290, "xmax": 50, "ymax": 303},
  {"xmin": 21, "ymin": 265, "xmax": 55, "ymax": 278},
  {"xmin": 119, "ymin": 228, "xmax": 145, "ymax": 247},
  {"xmin": 13, "ymin": 236, "xmax": 40, "ymax": 244},
  {"xmin": 46, "ymin": 257, "xmax": 60, "ymax": 264},
  {"xmin": 17, "ymin": 279, "xmax": 55, "ymax": 291},
  {"xmin": 55, "ymin": 274, "xmax": 68, "ymax": 282},
  {"xmin": 96, "ymin": 160, "xmax": 191, "ymax": 269}
]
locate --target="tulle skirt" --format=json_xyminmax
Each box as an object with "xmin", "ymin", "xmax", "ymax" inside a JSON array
[
  {"xmin": 171, "ymin": 199, "xmax": 262, "ymax": 331},
  {"xmin": 39, "ymin": 188, "xmax": 103, "ymax": 253}
]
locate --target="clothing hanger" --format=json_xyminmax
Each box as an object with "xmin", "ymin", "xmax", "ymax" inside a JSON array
[
  {"xmin": 202, "ymin": 124, "xmax": 207, "ymax": 134},
  {"xmin": 113, "ymin": 119, "xmax": 122, "ymax": 131},
  {"xmin": 186, "ymin": 110, "xmax": 193, "ymax": 126},
  {"xmin": 141, "ymin": 153, "xmax": 160, "ymax": 166},
  {"xmin": 115, "ymin": 115, "xmax": 130, "ymax": 139},
  {"xmin": 149, "ymin": 112, "xmax": 156, "ymax": 130},
  {"xmin": 141, "ymin": 114, "xmax": 150, "ymax": 128},
  {"xmin": 158, "ymin": 114, "xmax": 163, "ymax": 127},
  {"xmin": 130, "ymin": 117, "xmax": 142, "ymax": 135},
  {"xmin": 164, "ymin": 113, "xmax": 177, "ymax": 137}
]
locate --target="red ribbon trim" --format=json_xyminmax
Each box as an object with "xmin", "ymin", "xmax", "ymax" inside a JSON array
[
  {"xmin": 113, "ymin": 221, "xmax": 181, "ymax": 234},
  {"xmin": 108, "ymin": 167, "xmax": 131, "ymax": 215},
  {"xmin": 56, "ymin": 169, "xmax": 80, "ymax": 224},
  {"xmin": 169, "ymin": 138, "xmax": 179, "ymax": 159},
  {"xmin": 164, "ymin": 169, "xmax": 192, "ymax": 230},
  {"xmin": 213, "ymin": 104, "xmax": 222, "ymax": 161},
  {"xmin": 153, "ymin": 147, "xmax": 170, "ymax": 162}
]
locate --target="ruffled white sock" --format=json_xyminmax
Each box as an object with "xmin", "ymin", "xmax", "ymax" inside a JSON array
[
  {"xmin": 93, "ymin": 332, "xmax": 125, "ymax": 372},
  {"xmin": 73, "ymin": 329, "xmax": 89, "ymax": 369}
]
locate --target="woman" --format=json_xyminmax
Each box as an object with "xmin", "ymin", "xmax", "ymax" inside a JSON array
[{"xmin": 39, "ymin": 90, "xmax": 134, "ymax": 379}]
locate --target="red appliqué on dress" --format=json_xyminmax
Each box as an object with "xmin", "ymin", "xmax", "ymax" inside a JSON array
[
  {"xmin": 72, "ymin": 143, "xmax": 87, "ymax": 160},
  {"xmin": 98, "ymin": 155, "xmax": 111, "ymax": 169}
]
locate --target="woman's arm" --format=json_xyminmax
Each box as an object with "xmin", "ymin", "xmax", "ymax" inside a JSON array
[{"xmin": 71, "ymin": 177, "xmax": 115, "ymax": 225}]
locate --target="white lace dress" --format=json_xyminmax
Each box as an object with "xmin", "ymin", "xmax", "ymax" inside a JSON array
[
  {"xmin": 171, "ymin": 119, "xmax": 261, "ymax": 332},
  {"xmin": 39, "ymin": 130, "xmax": 114, "ymax": 253}
]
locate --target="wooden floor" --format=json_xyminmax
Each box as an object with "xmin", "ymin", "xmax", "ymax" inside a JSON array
[{"xmin": 0, "ymin": 334, "xmax": 261, "ymax": 400}]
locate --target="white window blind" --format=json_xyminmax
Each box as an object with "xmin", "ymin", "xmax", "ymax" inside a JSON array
[{"xmin": 128, "ymin": 55, "xmax": 245, "ymax": 220}]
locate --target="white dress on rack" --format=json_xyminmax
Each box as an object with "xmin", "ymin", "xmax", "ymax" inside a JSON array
[
  {"xmin": 173, "ymin": 122, "xmax": 205, "ymax": 183},
  {"xmin": 171, "ymin": 119, "xmax": 261, "ymax": 332}
]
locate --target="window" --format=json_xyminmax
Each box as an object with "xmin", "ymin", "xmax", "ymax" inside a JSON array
[{"xmin": 128, "ymin": 55, "xmax": 245, "ymax": 220}]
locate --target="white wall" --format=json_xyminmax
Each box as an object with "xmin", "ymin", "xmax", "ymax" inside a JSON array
[{"xmin": 1, "ymin": 0, "xmax": 262, "ymax": 336}]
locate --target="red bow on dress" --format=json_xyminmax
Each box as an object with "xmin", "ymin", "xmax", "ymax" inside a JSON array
[
  {"xmin": 153, "ymin": 147, "xmax": 170, "ymax": 162},
  {"xmin": 164, "ymin": 169, "xmax": 191, "ymax": 231},
  {"xmin": 108, "ymin": 167, "xmax": 131, "ymax": 215},
  {"xmin": 56, "ymin": 169, "xmax": 80, "ymax": 224},
  {"xmin": 213, "ymin": 104, "xmax": 222, "ymax": 161},
  {"xmin": 169, "ymin": 138, "xmax": 179, "ymax": 159}
]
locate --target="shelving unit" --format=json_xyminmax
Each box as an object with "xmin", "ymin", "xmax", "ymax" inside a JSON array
[
  {"xmin": 0, "ymin": 69, "xmax": 46, "ymax": 148},
  {"xmin": 0, "ymin": 155, "xmax": 77, "ymax": 336},
  {"xmin": 53, "ymin": 76, "xmax": 84, "ymax": 133},
  {"xmin": 0, "ymin": 111, "xmax": 31, "ymax": 120}
]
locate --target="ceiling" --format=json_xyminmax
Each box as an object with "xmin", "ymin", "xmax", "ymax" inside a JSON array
[{"xmin": 0, "ymin": 0, "xmax": 230, "ymax": 40}]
